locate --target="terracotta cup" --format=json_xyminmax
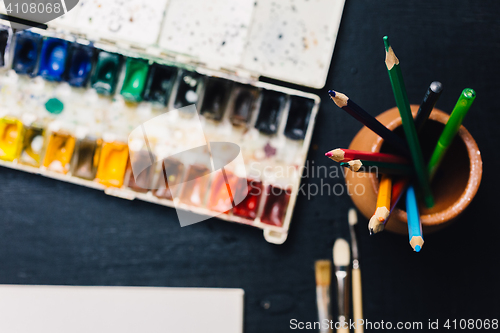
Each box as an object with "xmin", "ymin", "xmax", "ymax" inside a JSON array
[{"xmin": 345, "ymin": 105, "xmax": 482, "ymax": 234}]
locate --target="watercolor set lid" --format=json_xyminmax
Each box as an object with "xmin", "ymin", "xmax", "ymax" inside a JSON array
[{"xmin": 6, "ymin": 0, "xmax": 346, "ymax": 89}]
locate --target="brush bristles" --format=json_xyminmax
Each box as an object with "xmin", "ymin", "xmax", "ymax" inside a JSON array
[
  {"xmin": 333, "ymin": 238, "xmax": 350, "ymax": 266},
  {"xmin": 315, "ymin": 260, "xmax": 332, "ymax": 286},
  {"xmin": 348, "ymin": 208, "xmax": 358, "ymax": 226}
]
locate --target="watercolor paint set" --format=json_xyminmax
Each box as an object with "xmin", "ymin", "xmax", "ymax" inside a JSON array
[{"xmin": 0, "ymin": 0, "xmax": 345, "ymax": 243}]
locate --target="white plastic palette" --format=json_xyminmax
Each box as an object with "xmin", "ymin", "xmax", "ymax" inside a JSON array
[
  {"xmin": 49, "ymin": 0, "xmax": 170, "ymax": 46},
  {"xmin": 242, "ymin": 0, "xmax": 345, "ymax": 88},
  {"xmin": 158, "ymin": 0, "xmax": 254, "ymax": 68},
  {"xmin": 0, "ymin": 0, "xmax": 345, "ymax": 243},
  {"xmin": 46, "ymin": 0, "xmax": 345, "ymax": 88}
]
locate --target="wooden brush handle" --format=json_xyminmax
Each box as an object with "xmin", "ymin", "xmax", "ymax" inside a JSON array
[
  {"xmin": 337, "ymin": 326, "xmax": 350, "ymax": 333},
  {"xmin": 352, "ymin": 267, "xmax": 364, "ymax": 333}
]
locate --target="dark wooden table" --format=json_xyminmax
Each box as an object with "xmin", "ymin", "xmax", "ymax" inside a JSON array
[{"xmin": 1, "ymin": 1, "xmax": 499, "ymax": 332}]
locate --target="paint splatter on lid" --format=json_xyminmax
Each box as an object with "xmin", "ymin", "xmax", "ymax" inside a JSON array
[{"xmin": 45, "ymin": 98, "xmax": 64, "ymax": 114}]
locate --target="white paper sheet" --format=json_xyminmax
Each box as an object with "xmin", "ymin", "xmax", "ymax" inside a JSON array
[{"xmin": 0, "ymin": 285, "xmax": 244, "ymax": 333}]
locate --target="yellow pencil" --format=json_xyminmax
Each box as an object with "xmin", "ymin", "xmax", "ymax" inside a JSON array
[{"xmin": 368, "ymin": 175, "xmax": 392, "ymax": 234}]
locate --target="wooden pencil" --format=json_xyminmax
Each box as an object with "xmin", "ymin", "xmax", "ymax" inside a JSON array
[
  {"xmin": 368, "ymin": 175, "xmax": 392, "ymax": 234},
  {"xmin": 384, "ymin": 85, "xmax": 440, "ymax": 223},
  {"xmin": 381, "ymin": 84, "xmax": 441, "ymax": 226},
  {"xmin": 406, "ymin": 185, "xmax": 424, "ymax": 252},
  {"xmin": 383, "ymin": 36, "xmax": 434, "ymax": 208},
  {"xmin": 414, "ymin": 81, "xmax": 443, "ymax": 133},
  {"xmin": 428, "ymin": 88, "xmax": 476, "ymax": 181},
  {"xmin": 325, "ymin": 148, "xmax": 409, "ymax": 164},
  {"xmin": 328, "ymin": 90, "xmax": 409, "ymax": 156},
  {"xmin": 368, "ymin": 177, "xmax": 409, "ymax": 234},
  {"xmin": 341, "ymin": 160, "xmax": 414, "ymax": 175},
  {"xmin": 390, "ymin": 178, "xmax": 409, "ymax": 212}
]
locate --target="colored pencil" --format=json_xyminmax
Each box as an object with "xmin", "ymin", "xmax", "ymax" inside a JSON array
[
  {"xmin": 428, "ymin": 88, "xmax": 476, "ymax": 180},
  {"xmin": 384, "ymin": 84, "xmax": 441, "ymax": 224},
  {"xmin": 325, "ymin": 148, "xmax": 409, "ymax": 164},
  {"xmin": 341, "ymin": 160, "xmax": 414, "ymax": 175},
  {"xmin": 414, "ymin": 81, "xmax": 443, "ymax": 133},
  {"xmin": 406, "ymin": 185, "xmax": 424, "ymax": 252},
  {"xmin": 368, "ymin": 175, "xmax": 392, "ymax": 234},
  {"xmin": 390, "ymin": 178, "xmax": 409, "ymax": 212},
  {"xmin": 328, "ymin": 90, "xmax": 409, "ymax": 156},
  {"xmin": 383, "ymin": 36, "xmax": 434, "ymax": 208},
  {"xmin": 368, "ymin": 177, "xmax": 409, "ymax": 235},
  {"xmin": 369, "ymin": 176, "xmax": 414, "ymax": 234}
]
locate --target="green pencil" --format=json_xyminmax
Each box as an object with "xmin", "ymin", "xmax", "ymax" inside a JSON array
[
  {"xmin": 428, "ymin": 88, "xmax": 476, "ymax": 180},
  {"xmin": 383, "ymin": 36, "xmax": 434, "ymax": 208},
  {"xmin": 341, "ymin": 159, "xmax": 414, "ymax": 175}
]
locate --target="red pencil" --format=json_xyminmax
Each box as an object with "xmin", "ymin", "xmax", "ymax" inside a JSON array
[
  {"xmin": 390, "ymin": 178, "xmax": 409, "ymax": 211},
  {"xmin": 325, "ymin": 148, "xmax": 409, "ymax": 164}
]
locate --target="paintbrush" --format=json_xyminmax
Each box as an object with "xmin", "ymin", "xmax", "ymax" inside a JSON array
[
  {"xmin": 333, "ymin": 238, "xmax": 350, "ymax": 333},
  {"xmin": 315, "ymin": 260, "xmax": 333, "ymax": 333},
  {"xmin": 348, "ymin": 209, "xmax": 364, "ymax": 333}
]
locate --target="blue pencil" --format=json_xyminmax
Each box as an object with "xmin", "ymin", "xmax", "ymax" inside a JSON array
[{"xmin": 406, "ymin": 185, "xmax": 424, "ymax": 252}]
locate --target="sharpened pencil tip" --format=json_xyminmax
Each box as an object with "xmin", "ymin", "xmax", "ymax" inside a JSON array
[
  {"xmin": 369, "ymin": 228, "xmax": 374, "ymax": 236},
  {"xmin": 328, "ymin": 90, "xmax": 336, "ymax": 98},
  {"xmin": 414, "ymin": 245, "xmax": 421, "ymax": 252},
  {"xmin": 325, "ymin": 151, "xmax": 332, "ymax": 157},
  {"xmin": 383, "ymin": 36, "xmax": 390, "ymax": 51}
]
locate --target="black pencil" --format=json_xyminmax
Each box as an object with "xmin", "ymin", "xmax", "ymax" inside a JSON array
[
  {"xmin": 328, "ymin": 90, "xmax": 409, "ymax": 156},
  {"xmin": 414, "ymin": 81, "xmax": 443, "ymax": 133}
]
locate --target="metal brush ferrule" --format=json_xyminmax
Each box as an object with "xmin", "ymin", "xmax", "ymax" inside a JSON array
[{"xmin": 335, "ymin": 266, "xmax": 350, "ymax": 318}]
